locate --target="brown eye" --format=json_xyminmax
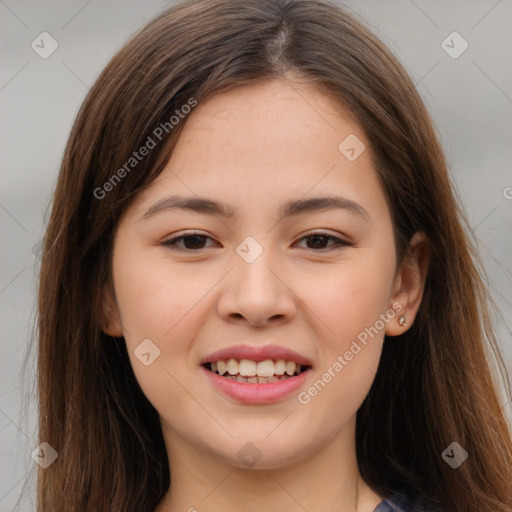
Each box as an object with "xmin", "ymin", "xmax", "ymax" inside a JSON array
[
  {"xmin": 296, "ymin": 232, "xmax": 351, "ymax": 251},
  {"xmin": 162, "ymin": 233, "xmax": 217, "ymax": 250},
  {"xmin": 161, "ymin": 231, "xmax": 351, "ymax": 252}
]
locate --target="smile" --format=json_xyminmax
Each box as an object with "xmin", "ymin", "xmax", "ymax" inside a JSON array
[
  {"xmin": 203, "ymin": 358, "xmax": 310, "ymax": 383},
  {"xmin": 201, "ymin": 360, "xmax": 312, "ymax": 404}
]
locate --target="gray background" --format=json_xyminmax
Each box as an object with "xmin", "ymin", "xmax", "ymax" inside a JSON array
[{"xmin": 1, "ymin": 0, "xmax": 511, "ymax": 509}]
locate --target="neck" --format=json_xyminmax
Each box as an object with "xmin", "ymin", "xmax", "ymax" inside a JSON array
[{"xmin": 155, "ymin": 418, "xmax": 382, "ymax": 512}]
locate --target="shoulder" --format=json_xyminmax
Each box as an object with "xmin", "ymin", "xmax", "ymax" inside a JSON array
[{"xmin": 374, "ymin": 493, "xmax": 446, "ymax": 512}]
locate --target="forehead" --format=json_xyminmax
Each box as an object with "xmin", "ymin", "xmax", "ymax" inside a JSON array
[
  {"xmin": 128, "ymin": 78, "xmax": 387, "ymax": 222},
  {"xmin": 175, "ymin": 78, "xmax": 363, "ymax": 159}
]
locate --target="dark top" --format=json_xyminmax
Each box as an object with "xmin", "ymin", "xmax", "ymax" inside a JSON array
[{"xmin": 374, "ymin": 493, "xmax": 443, "ymax": 512}]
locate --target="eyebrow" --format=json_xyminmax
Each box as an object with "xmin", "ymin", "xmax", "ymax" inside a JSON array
[{"xmin": 140, "ymin": 194, "xmax": 369, "ymax": 221}]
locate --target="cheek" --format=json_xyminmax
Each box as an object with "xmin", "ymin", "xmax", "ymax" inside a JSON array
[
  {"xmin": 301, "ymin": 256, "xmax": 395, "ymax": 345},
  {"xmin": 295, "ymin": 284, "xmax": 386, "ymax": 441},
  {"xmin": 295, "ymin": 252, "xmax": 394, "ymax": 408},
  {"xmin": 112, "ymin": 246, "xmax": 198, "ymax": 341},
  {"xmin": 111, "ymin": 248, "xmax": 206, "ymax": 418},
  {"xmin": 111, "ymin": 243, "xmax": 230, "ymax": 393}
]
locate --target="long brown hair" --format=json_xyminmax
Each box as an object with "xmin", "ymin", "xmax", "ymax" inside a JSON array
[{"xmin": 35, "ymin": 0, "xmax": 512, "ymax": 510}]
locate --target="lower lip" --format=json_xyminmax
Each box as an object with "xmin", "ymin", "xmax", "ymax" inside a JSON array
[{"xmin": 201, "ymin": 366, "xmax": 311, "ymax": 404}]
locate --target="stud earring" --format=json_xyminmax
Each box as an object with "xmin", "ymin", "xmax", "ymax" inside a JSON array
[{"xmin": 398, "ymin": 315, "xmax": 407, "ymax": 327}]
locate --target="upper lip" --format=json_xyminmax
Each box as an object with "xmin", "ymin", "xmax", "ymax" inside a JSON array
[{"xmin": 201, "ymin": 344, "xmax": 313, "ymax": 367}]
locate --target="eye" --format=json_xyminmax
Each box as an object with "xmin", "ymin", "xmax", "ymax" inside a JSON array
[
  {"xmin": 161, "ymin": 231, "xmax": 351, "ymax": 252},
  {"xmin": 161, "ymin": 232, "xmax": 218, "ymax": 251},
  {"xmin": 295, "ymin": 231, "xmax": 351, "ymax": 251}
]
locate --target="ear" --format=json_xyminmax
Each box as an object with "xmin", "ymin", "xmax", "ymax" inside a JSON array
[
  {"xmin": 385, "ymin": 231, "xmax": 431, "ymax": 336},
  {"xmin": 99, "ymin": 280, "xmax": 123, "ymax": 337}
]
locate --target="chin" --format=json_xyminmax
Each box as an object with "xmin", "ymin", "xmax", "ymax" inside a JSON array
[{"xmin": 208, "ymin": 432, "xmax": 317, "ymax": 471}]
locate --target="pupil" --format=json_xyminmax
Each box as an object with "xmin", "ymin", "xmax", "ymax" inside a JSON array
[
  {"xmin": 184, "ymin": 235, "xmax": 205, "ymax": 249},
  {"xmin": 308, "ymin": 235, "xmax": 327, "ymax": 249}
]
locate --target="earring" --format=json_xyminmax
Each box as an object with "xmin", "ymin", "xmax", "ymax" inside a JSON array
[{"xmin": 398, "ymin": 315, "xmax": 407, "ymax": 327}]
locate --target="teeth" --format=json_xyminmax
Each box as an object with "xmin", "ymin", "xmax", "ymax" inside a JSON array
[
  {"xmin": 225, "ymin": 374, "xmax": 286, "ymax": 384},
  {"xmin": 217, "ymin": 360, "xmax": 227, "ymax": 375},
  {"xmin": 227, "ymin": 358, "xmax": 238, "ymax": 375},
  {"xmin": 239, "ymin": 359, "xmax": 257, "ymax": 377},
  {"xmin": 256, "ymin": 359, "xmax": 274, "ymax": 377},
  {"xmin": 274, "ymin": 359, "xmax": 286, "ymax": 375},
  {"xmin": 208, "ymin": 358, "xmax": 307, "ymax": 378},
  {"xmin": 285, "ymin": 361, "xmax": 296, "ymax": 375}
]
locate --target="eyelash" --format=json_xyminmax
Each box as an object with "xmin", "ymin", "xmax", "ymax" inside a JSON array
[{"xmin": 161, "ymin": 230, "xmax": 351, "ymax": 252}]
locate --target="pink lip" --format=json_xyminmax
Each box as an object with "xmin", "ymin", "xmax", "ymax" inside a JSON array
[
  {"xmin": 201, "ymin": 344, "xmax": 313, "ymax": 366},
  {"xmin": 201, "ymin": 365, "xmax": 312, "ymax": 404}
]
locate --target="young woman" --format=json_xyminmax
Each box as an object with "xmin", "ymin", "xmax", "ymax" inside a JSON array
[{"xmin": 36, "ymin": 0, "xmax": 512, "ymax": 510}]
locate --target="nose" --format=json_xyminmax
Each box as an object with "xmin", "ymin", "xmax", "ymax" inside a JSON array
[{"xmin": 216, "ymin": 252, "xmax": 297, "ymax": 327}]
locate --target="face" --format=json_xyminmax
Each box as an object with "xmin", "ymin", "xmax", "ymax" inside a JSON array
[{"xmin": 105, "ymin": 78, "xmax": 408, "ymax": 470}]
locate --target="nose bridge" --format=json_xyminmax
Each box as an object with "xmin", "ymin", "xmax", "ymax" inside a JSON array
[
  {"xmin": 235, "ymin": 235, "xmax": 281, "ymax": 300},
  {"xmin": 217, "ymin": 235, "xmax": 296, "ymax": 325}
]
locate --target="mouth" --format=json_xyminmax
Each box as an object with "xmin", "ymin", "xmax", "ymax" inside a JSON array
[
  {"xmin": 200, "ymin": 344, "xmax": 313, "ymax": 403},
  {"xmin": 202, "ymin": 358, "xmax": 312, "ymax": 384}
]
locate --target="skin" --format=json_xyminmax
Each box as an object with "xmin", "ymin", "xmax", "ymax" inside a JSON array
[{"xmin": 102, "ymin": 76, "xmax": 430, "ymax": 512}]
